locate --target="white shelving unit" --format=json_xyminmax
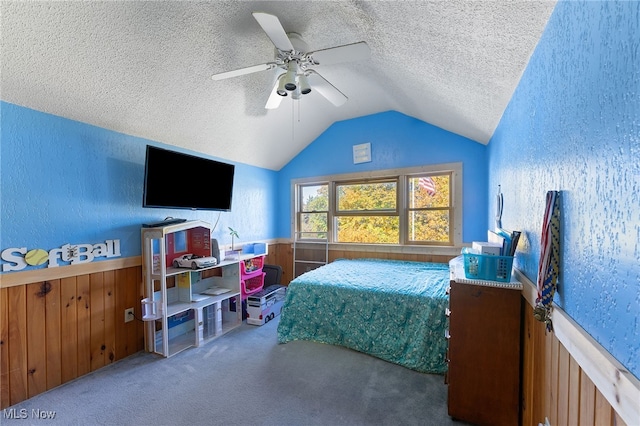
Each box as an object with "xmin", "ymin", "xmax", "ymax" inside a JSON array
[
  {"xmin": 293, "ymin": 231, "xmax": 328, "ymax": 279},
  {"xmin": 141, "ymin": 220, "xmax": 242, "ymax": 357}
]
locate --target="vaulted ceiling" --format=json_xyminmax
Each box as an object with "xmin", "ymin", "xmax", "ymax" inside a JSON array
[{"xmin": 1, "ymin": 1, "xmax": 556, "ymax": 170}]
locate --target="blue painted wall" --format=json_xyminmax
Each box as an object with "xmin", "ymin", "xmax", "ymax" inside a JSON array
[
  {"xmin": 276, "ymin": 111, "xmax": 488, "ymax": 242},
  {"xmin": 488, "ymin": 0, "xmax": 639, "ymax": 378},
  {"xmin": 0, "ymin": 102, "xmax": 279, "ymax": 268},
  {"xmin": 1, "ymin": 105, "xmax": 487, "ymax": 271}
]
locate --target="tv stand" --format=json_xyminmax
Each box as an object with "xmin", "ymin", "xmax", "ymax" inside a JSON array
[{"xmin": 142, "ymin": 218, "xmax": 187, "ymax": 228}]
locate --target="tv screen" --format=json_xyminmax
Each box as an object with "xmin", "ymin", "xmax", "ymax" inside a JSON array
[{"xmin": 143, "ymin": 145, "xmax": 235, "ymax": 211}]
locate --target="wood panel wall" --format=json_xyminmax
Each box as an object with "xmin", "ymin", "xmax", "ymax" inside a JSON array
[
  {"xmin": 519, "ymin": 276, "xmax": 636, "ymax": 426},
  {"xmin": 521, "ymin": 304, "xmax": 628, "ymax": 426},
  {"xmin": 0, "ymin": 265, "xmax": 144, "ymax": 409},
  {"xmin": 265, "ymin": 242, "xmax": 454, "ymax": 285}
]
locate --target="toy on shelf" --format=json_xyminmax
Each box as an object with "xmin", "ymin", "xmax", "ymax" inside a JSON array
[
  {"xmin": 172, "ymin": 254, "xmax": 218, "ymax": 270},
  {"xmin": 243, "ymin": 257, "xmax": 264, "ymax": 273}
]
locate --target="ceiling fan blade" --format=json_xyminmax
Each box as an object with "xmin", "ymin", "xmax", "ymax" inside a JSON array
[
  {"xmin": 211, "ymin": 63, "xmax": 274, "ymax": 80},
  {"xmin": 307, "ymin": 41, "xmax": 370, "ymax": 66},
  {"xmin": 306, "ymin": 71, "xmax": 348, "ymax": 107},
  {"xmin": 252, "ymin": 12, "xmax": 294, "ymax": 52},
  {"xmin": 265, "ymin": 79, "xmax": 284, "ymax": 109}
]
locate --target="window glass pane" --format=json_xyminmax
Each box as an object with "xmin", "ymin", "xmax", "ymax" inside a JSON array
[
  {"xmin": 301, "ymin": 185, "xmax": 328, "ymax": 212},
  {"xmin": 299, "ymin": 213, "xmax": 327, "ymax": 239},
  {"xmin": 408, "ymin": 210, "xmax": 450, "ymax": 242},
  {"xmin": 409, "ymin": 175, "xmax": 450, "ymax": 208},
  {"xmin": 336, "ymin": 181, "xmax": 396, "ymax": 211},
  {"xmin": 335, "ymin": 216, "xmax": 399, "ymax": 243}
]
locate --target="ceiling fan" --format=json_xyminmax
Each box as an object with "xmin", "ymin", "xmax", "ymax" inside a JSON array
[{"xmin": 211, "ymin": 12, "xmax": 370, "ymax": 109}]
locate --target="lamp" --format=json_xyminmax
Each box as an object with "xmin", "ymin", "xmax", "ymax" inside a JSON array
[
  {"xmin": 283, "ymin": 61, "xmax": 298, "ymax": 91},
  {"xmin": 276, "ymin": 73, "xmax": 287, "ymax": 97},
  {"xmin": 298, "ymin": 73, "xmax": 311, "ymax": 95}
]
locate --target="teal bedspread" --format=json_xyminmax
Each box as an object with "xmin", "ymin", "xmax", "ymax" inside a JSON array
[{"xmin": 277, "ymin": 258, "xmax": 450, "ymax": 374}]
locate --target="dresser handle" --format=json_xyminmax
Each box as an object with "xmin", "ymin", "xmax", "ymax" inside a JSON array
[
  {"xmin": 444, "ymin": 329, "xmax": 450, "ymax": 339},
  {"xmin": 445, "ymin": 308, "xmax": 451, "ymax": 317}
]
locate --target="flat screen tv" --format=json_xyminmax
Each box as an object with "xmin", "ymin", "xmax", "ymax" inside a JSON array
[{"xmin": 143, "ymin": 145, "xmax": 235, "ymax": 211}]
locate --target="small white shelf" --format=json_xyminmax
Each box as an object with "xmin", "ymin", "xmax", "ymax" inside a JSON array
[
  {"xmin": 166, "ymin": 292, "xmax": 240, "ymax": 318},
  {"xmin": 142, "ymin": 220, "xmax": 248, "ymax": 357},
  {"xmin": 152, "ymin": 258, "xmax": 241, "ymax": 279}
]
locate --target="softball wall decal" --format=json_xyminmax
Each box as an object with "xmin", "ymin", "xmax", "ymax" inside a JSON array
[
  {"xmin": 24, "ymin": 248, "xmax": 49, "ymax": 266},
  {"xmin": 2, "ymin": 239, "xmax": 121, "ymax": 272}
]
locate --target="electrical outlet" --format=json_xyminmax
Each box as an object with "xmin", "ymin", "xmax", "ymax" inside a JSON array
[{"xmin": 124, "ymin": 308, "xmax": 134, "ymax": 323}]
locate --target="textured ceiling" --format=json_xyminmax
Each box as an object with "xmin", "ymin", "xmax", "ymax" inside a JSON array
[{"xmin": 1, "ymin": 1, "xmax": 556, "ymax": 170}]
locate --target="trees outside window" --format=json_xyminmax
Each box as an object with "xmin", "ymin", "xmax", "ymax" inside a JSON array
[
  {"xmin": 336, "ymin": 180, "xmax": 398, "ymax": 243},
  {"xmin": 407, "ymin": 174, "xmax": 452, "ymax": 243},
  {"xmin": 295, "ymin": 164, "xmax": 460, "ymax": 246},
  {"xmin": 298, "ymin": 184, "xmax": 328, "ymax": 240}
]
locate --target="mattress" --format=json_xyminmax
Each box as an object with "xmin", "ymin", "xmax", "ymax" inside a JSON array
[{"xmin": 277, "ymin": 258, "xmax": 450, "ymax": 373}]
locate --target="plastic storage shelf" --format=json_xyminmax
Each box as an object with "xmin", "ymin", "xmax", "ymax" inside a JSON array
[
  {"xmin": 241, "ymin": 272, "xmax": 266, "ymax": 298},
  {"xmin": 240, "ymin": 255, "xmax": 265, "ymax": 299}
]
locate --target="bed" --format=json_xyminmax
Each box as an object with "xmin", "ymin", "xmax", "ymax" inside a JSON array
[{"xmin": 276, "ymin": 258, "xmax": 450, "ymax": 374}]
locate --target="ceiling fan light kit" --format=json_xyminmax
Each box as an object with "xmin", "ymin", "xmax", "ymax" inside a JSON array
[
  {"xmin": 298, "ymin": 74, "xmax": 311, "ymax": 95},
  {"xmin": 210, "ymin": 12, "xmax": 370, "ymax": 110},
  {"xmin": 283, "ymin": 61, "xmax": 299, "ymax": 92},
  {"xmin": 276, "ymin": 74, "xmax": 288, "ymax": 97}
]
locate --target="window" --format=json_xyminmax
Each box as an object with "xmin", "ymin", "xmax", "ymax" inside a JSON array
[
  {"xmin": 407, "ymin": 174, "xmax": 452, "ymax": 244},
  {"xmin": 335, "ymin": 179, "xmax": 399, "ymax": 243},
  {"xmin": 297, "ymin": 184, "xmax": 328, "ymax": 240},
  {"xmin": 294, "ymin": 163, "xmax": 461, "ymax": 246}
]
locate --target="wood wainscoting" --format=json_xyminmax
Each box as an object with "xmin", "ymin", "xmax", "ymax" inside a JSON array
[
  {"xmin": 267, "ymin": 242, "xmax": 456, "ymax": 286},
  {"xmin": 519, "ymin": 271, "xmax": 638, "ymax": 426},
  {"xmin": 0, "ymin": 258, "xmax": 145, "ymax": 409}
]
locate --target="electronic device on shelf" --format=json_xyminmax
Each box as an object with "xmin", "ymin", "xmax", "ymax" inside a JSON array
[
  {"xmin": 142, "ymin": 218, "xmax": 187, "ymax": 228},
  {"xmin": 143, "ymin": 145, "xmax": 235, "ymax": 211}
]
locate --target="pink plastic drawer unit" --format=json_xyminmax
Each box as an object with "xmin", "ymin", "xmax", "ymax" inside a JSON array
[{"xmin": 241, "ymin": 272, "xmax": 265, "ymax": 299}]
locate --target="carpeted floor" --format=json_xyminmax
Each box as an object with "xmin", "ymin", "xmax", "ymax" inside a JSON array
[{"xmin": 3, "ymin": 317, "xmax": 469, "ymax": 425}]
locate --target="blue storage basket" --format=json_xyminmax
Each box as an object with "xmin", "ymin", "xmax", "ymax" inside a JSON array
[{"xmin": 462, "ymin": 249, "xmax": 514, "ymax": 282}]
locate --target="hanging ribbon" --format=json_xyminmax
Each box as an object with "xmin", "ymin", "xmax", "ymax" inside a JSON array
[
  {"xmin": 533, "ymin": 190, "xmax": 560, "ymax": 332},
  {"xmin": 495, "ymin": 185, "xmax": 504, "ymax": 229}
]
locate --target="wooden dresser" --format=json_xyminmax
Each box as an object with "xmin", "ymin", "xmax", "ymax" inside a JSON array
[{"xmin": 447, "ymin": 257, "xmax": 523, "ymax": 426}]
